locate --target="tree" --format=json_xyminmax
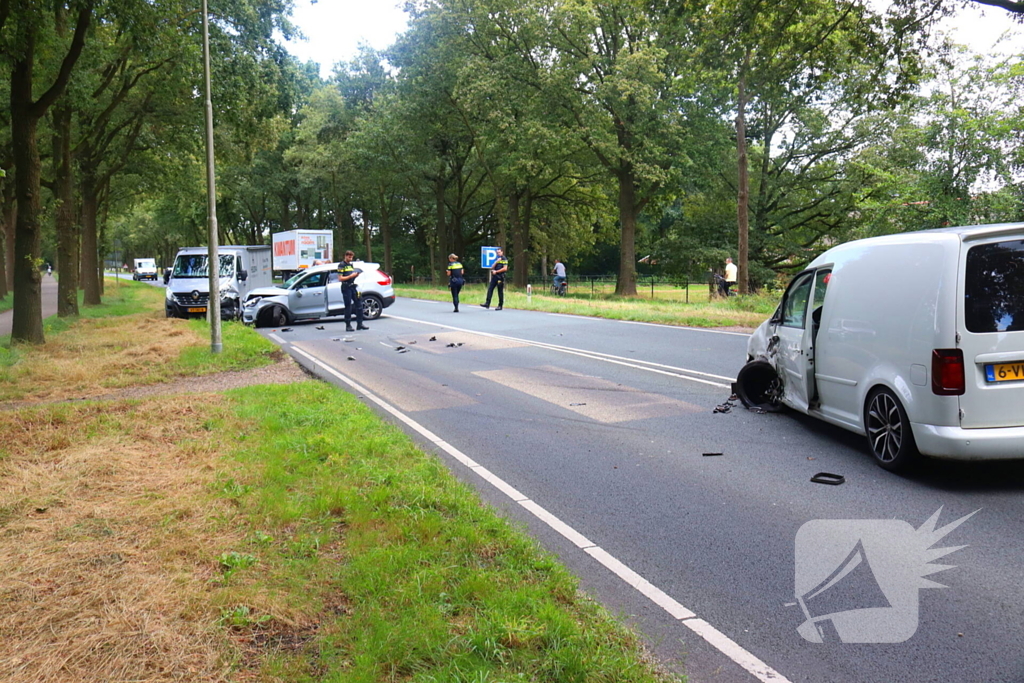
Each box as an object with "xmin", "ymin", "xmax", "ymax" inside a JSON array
[{"xmin": 4, "ymin": 0, "xmax": 92, "ymax": 344}]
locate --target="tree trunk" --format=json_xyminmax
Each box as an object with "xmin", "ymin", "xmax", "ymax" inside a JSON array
[
  {"xmin": 434, "ymin": 174, "xmax": 446, "ymax": 285},
  {"xmin": 0, "ymin": 181, "xmax": 10, "ymax": 299},
  {"xmin": 362, "ymin": 208, "xmax": 372, "ymax": 261},
  {"xmin": 53, "ymin": 102, "xmax": 79, "ymax": 316},
  {"xmin": 736, "ymin": 60, "xmax": 750, "ymax": 295},
  {"xmin": 10, "ymin": 50, "xmax": 46, "ymax": 344},
  {"xmin": 80, "ymin": 169, "xmax": 101, "ymax": 305},
  {"xmin": 378, "ymin": 187, "xmax": 393, "ymax": 275},
  {"xmin": 510, "ymin": 189, "xmax": 532, "ymax": 288},
  {"xmin": 614, "ymin": 167, "xmax": 639, "ymax": 297}
]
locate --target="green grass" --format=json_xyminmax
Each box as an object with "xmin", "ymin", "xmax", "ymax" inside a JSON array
[
  {"xmin": 218, "ymin": 382, "xmax": 682, "ymax": 681},
  {"xmin": 177, "ymin": 319, "xmax": 281, "ymax": 373},
  {"xmin": 397, "ymin": 283, "xmax": 778, "ymax": 328}
]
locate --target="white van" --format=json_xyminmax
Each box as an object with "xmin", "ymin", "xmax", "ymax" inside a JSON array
[
  {"xmin": 164, "ymin": 245, "xmax": 272, "ymax": 320},
  {"xmin": 738, "ymin": 223, "xmax": 1024, "ymax": 470},
  {"xmin": 133, "ymin": 258, "xmax": 158, "ymax": 281}
]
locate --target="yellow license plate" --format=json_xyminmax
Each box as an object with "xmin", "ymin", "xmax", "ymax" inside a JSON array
[
  {"xmin": 985, "ymin": 363, "xmax": 1024, "ymax": 382},
  {"xmin": 187, "ymin": 307, "xmax": 207, "ymax": 313}
]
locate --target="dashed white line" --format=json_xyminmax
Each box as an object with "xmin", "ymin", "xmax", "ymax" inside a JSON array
[{"xmin": 288, "ymin": 345, "xmax": 793, "ymax": 683}]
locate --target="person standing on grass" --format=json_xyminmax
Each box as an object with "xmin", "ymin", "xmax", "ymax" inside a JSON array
[
  {"xmin": 446, "ymin": 254, "xmax": 465, "ymax": 312},
  {"xmin": 481, "ymin": 247, "xmax": 508, "ymax": 310},
  {"xmin": 338, "ymin": 250, "xmax": 369, "ymax": 332},
  {"xmin": 724, "ymin": 257, "xmax": 738, "ymax": 297}
]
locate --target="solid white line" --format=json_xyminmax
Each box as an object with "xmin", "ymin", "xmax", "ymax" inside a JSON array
[
  {"xmin": 287, "ymin": 345, "xmax": 792, "ymax": 683},
  {"xmin": 618, "ymin": 319, "xmax": 751, "ymax": 337},
  {"xmin": 268, "ymin": 333, "xmax": 285, "ymax": 344},
  {"xmin": 386, "ymin": 314, "xmax": 734, "ymax": 388},
  {"xmin": 379, "ymin": 342, "xmax": 395, "ymax": 348}
]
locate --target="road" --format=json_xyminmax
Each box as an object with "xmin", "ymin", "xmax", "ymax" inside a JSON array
[
  {"xmin": 260, "ymin": 298, "xmax": 1024, "ymax": 683},
  {"xmin": 0, "ymin": 275, "xmax": 59, "ymax": 337}
]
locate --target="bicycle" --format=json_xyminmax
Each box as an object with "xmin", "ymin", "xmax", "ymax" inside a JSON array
[{"xmin": 551, "ymin": 278, "xmax": 568, "ymax": 296}]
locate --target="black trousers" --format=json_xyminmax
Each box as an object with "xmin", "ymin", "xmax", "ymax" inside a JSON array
[
  {"xmin": 449, "ymin": 282, "xmax": 463, "ymax": 310},
  {"xmin": 484, "ymin": 276, "xmax": 504, "ymax": 307},
  {"xmin": 342, "ymin": 287, "xmax": 363, "ymax": 325}
]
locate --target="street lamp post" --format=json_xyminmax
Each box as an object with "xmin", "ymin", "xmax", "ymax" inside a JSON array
[{"xmin": 202, "ymin": 0, "xmax": 222, "ymax": 353}]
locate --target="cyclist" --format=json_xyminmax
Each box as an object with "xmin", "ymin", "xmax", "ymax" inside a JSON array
[{"xmin": 552, "ymin": 259, "xmax": 566, "ymax": 294}]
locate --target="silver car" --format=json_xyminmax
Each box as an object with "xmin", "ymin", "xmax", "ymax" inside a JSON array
[{"xmin": 242, "ymin": 261, "xmax": 396, "ymax": 328}]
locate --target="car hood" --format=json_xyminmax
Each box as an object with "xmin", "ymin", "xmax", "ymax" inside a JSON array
[{"xmin": 247, "ymin": 285, "xmax": 290, "ymax": 298}]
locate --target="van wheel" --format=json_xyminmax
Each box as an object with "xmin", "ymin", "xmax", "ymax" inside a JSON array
[
  {"xmin": 734, "ymin": 360, "xmax": 784, "ymax": 412},
  {"xmin": 864, "ymin": 388, "xmax": 919, "ymax": 471}
]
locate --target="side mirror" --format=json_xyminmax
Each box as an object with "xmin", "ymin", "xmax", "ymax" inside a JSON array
[
  {"xmin": 238, "ymin": 269, "xmax": 248, "ymax": 282},
  {"xmin": 163, "ymin": 269, "xmax": 171, "ymax": 285}
]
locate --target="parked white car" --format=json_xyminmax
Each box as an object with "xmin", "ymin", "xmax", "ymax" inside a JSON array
[
  {"xmin": 736, "ymin": 223, "xmax": 1024, "ymax": 470},
  {"xmin": 242, "ymin": 261, "xmax": 395, "ymax": 327}
]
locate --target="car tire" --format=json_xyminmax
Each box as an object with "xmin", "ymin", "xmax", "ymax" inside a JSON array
[
  {"xmin": 864, "ymin": 387, "xmax": 919, "ymax": 472},
  {"xmin": 255, "ymin": 305, "xmax": 290, "ymax": 328},
  {"xmin": 361, "ymin": 294, "xmax": 383, "ymax": 320},
  {"xmin": 734, "ymin": 360, "xmax": 785, "ymax": 412}
]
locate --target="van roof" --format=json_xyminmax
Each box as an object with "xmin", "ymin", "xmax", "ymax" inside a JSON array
[
  {"xmin": 176, "ymin": 245, "xmax": 271, "ymax": 254},
  {"xmin": 811, "ymin": 223, "xmax": 1024, "ymax": 266}
]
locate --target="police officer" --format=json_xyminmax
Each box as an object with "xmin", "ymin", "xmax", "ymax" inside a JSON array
[
  {"xmin": 338, "ymin": 250, "xmax": 369, "ymax": 331},
  {"xmin": 446, "ymin": 253, "xmax": 465, "ymax": 312},
  {"xmin": 481, "ymin": 247, "xmax": 508, "ymax": 310}
]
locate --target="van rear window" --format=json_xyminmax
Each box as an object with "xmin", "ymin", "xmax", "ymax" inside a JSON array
[{"xmin": 965, "ymin": 239, "xmax": 1024, "ymax": 333}]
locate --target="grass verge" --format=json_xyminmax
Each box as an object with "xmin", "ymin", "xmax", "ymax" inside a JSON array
[
  {"xmin": 0, "ymin": 280, "xmax": 280, "ymax": 403},
  {"xmin": 0, "ymin": 279, "xmax": 683, "ymax": 682},
  {"xmin": 397, "ymin": 283, "xmax": 775, "ymax": 328}
]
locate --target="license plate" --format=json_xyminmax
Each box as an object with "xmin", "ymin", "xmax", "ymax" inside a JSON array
[
  {"xmin": 187, "ymin": 307, "xmax": 207, "ymax": 313},
  {"xmin": 985, "ymin": 363, "xmax": 1024, "ymax": 382}
]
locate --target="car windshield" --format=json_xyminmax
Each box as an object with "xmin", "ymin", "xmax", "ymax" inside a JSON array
[
  {"xmin": 284, "ymin": 270, "xmax": 314, "ymax": 288},
  {"xmin": 965, "ymin": 239, "xmax": 1024, "ymax": 333},
  {"xmin": 172, "ymin": 254, "xmax": 234, "ymax": 279}
]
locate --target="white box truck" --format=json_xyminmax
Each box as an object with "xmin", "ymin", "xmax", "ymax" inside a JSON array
[
  {"xmin": 132, "ymin": 258, "xmax": 158, "ymax": 281},
  {"xmin": 272, "ymin": 230, "xmax": 334, "ymax": 276},
  {"xmin": 164, "ymin": 245, "xmax": 272, "ymax": 320}
]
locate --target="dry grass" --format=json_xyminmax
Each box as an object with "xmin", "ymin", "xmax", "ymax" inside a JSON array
[
  {"xmin": 0, "ymin": 311, "xmax": 200, "ymax": 403},
  {"xmin": 0, "ymin": 396, "xmax": 251, "ymax": 682}
]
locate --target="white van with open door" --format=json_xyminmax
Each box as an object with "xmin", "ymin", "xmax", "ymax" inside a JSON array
[{"xmin": 737, "ymin": 223, "xmax": 1024, "ymax": 471}]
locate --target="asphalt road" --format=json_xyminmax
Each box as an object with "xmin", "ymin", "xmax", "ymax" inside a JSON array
[
  {"xmin": 0, "ymin": 275, "xmax": 59, "ymax": 337},
  {"xmin": 260, "ymin": 297, "xmax": 1024, "ymax": 683}
]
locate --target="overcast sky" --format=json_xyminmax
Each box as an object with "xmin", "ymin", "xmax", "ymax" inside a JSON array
[{"xmin": 281, "ymin": 0, "xmax": 1018, "ymax": 77}]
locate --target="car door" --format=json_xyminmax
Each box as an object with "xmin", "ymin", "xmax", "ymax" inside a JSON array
[
  {"xmin": 775, "ymin": 270, "xmax": 821, "ymax": 413},
  {"xmin": 324, "ymin": 271, "xmax": 346, "ymax": 316},
  {"xmin": 287, "ymin": 271, "xmax": 328, "ymax": 319}
]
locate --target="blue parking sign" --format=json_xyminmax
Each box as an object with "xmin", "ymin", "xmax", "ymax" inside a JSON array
[{"xmin": 481, "ymin": 246, "xmax": 500, "ymax": 269}]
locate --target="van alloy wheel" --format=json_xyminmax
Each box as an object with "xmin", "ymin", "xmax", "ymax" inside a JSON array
[{"xmin": 864, "ymin": 388, "xmax": 918, "ymax": 471}]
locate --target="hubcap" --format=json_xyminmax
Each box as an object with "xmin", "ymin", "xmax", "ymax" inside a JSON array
[
  {"xmin": 866, "ymin": 393, "xmax": 903, "ymax": 462},
  {"xmin": 363, "ymin": 297, "xmax": 382, "ymax": 319}
]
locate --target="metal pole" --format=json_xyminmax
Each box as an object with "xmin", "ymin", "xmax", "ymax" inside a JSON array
[{"xmin": 202, "ymin": 0, "xmax": 222, "ymax": 353}]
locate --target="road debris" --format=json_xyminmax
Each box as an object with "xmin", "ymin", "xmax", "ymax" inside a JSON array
[
  {"xmin": 810, "ymin": 472, "xmax": 845, "ymax": 486},
  {"xmin": 396, "ymin": 346, "xmax": 406, "ymax": 351},
  {"xmin": 280, "ymin": 327, "xmax": 293, "ymax": 332},
  {"xmin": 344, "ymin": 337, "xmax": 355, "ymax": 342},
  {"xmin": 331, "ymin": 338, "xmax": 341, "ymax": 342},
  {"xmin": 702, "ymin": 452, "xmax": 724, "ymax": 457},
  {"xmin": 713, "ymin": 398, "xmax": 735, "ymax": 413},
  {"xmin": 347, "ymin": 356, "xmax": 356, "ymax": 361},
  {"xmin": 315, "ymin": 325, "xmax": 325, "ymax": 330},
  {"xmin": 408, "ymin": 340, "xmax": 417, "ymax": 344},
  {"xmin": 569, "ymin": 402, "xmax": 587, "ymax": 407},
  {"xmin": 429, "ymin": 336, "xmax": 437, "ymax": 341},
  {"xmin": 399, "ymin": 349, "xmax": 409, "ymax": 354},
  {"xmin": 446, "ymin": 343, "xmax": 456, "ymax": 348}
]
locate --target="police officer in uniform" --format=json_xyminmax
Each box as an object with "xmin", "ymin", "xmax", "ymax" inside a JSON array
[
  {"xmin": 338, "ymin": 250, "xmax": 369, "ymax": 331},
  {"xmin": 446, "ymin": 254, "xmax": 465, "ymax": 312},
  {"xmin": 481, "ymin": 247, "xmax": 508, "ymax": 310}
]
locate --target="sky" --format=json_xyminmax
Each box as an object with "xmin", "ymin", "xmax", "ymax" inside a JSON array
[{"xmin": 281, "ymin": 0, "xmax": 1019, "ymax": 77}]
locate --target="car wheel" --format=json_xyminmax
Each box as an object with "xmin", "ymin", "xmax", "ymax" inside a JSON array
[
  {"xmin": 361, "ymin": 294, "xmax": 383, "ymax": 320},
  {"xmin": 255, "ymin": 305, "xmax": 290, "ymax": 328},
  {"xmin": 734, "ymin": 360, "xmax": 784, "ymax": 412},
  {"xmin": 864, "ymin": 388, "xmax": 918, "ymax": 471}
]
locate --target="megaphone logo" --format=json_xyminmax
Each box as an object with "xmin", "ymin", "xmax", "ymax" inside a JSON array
[{"xmin": 792, "ymin": 508, "xmax": 977, "ymax": 643}]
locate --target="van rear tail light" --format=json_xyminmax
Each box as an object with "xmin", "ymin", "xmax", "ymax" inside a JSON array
[
  {"xmin": 377, "ymin": 271, "xmax": 392, "ymax": 286},
  {"xmin": 932, "ymin": 349, "xmax": 965, "ymax": 396}
]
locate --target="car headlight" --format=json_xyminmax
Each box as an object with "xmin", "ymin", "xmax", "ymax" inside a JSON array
[
  {"xmin": 165, "ymin": 287, "xmax": 173, "ymax": 300},
  {"xmin": 243, "ymin": 296, "xmax": 261, "ymax": 308}
]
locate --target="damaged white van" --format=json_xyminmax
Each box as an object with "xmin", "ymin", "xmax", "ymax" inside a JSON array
[{"xmin": 736, "ymin": 223, "xmax": 1024, "ymax": 471}]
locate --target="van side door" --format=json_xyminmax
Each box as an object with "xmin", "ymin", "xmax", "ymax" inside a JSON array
[{"xmin": 775, "ymin": 270, "xmax": 829, "ymax": 413}]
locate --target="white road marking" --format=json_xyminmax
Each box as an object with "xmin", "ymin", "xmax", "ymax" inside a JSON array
[
  {"xmin": 386, "ymin": 314, "xmax": 734, "ymax": 388},
  {"xmin": 618, "ymin": 319, "xmax": 752, "ymax": 337},
  {"xmin": 268, "ymin": 333, "xmax": 285, "ymax": 344},
  {"xmin": 288, "ymin": 345, "xmax": 793, "ymax": 683},
  {"xmin": 379, "ymin": 342, "xmax": 395, "ymax": 348}
]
